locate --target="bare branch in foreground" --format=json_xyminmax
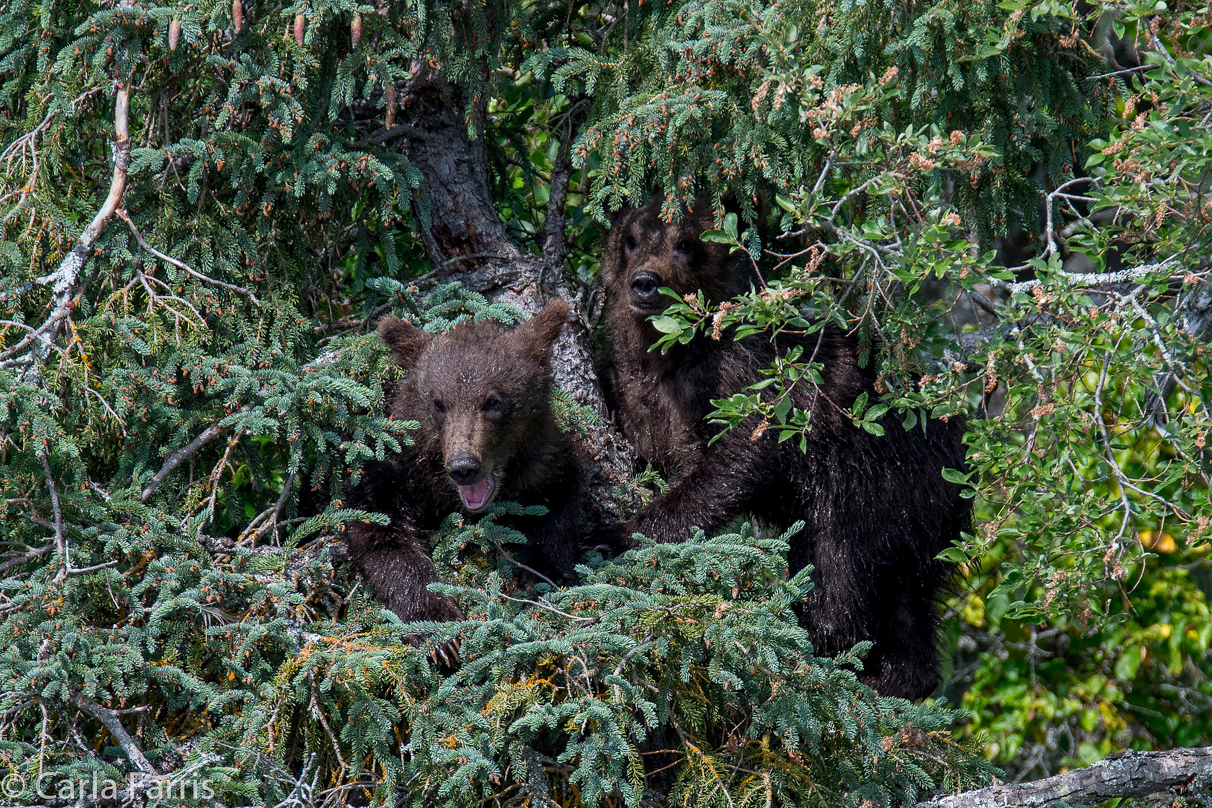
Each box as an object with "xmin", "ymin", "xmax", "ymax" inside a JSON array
[
  {"xmin": 138, "ymin": 337, "xmax": 367, "ymax": 505},
  {"xmin": 0, "ymin": 81, "xmax": 131, "ymax": 382},
  {"xmin": 239, "ymin": 470, "xmax": 297, "ymax": 545},
  {"xmin": 916, "ymin": 746, "xmax": 1212, "ymax": 808},
  {"xmin": 38, "ymin": 450, "xmax": 67, "ymax": 582},
  {"xmin": 985, "ymin": 258, "xmax": 1179, "ymax": 296},
  {"xmin": 67, "ymin": 693, "xmax": 157, "ymax": 776},
  {"xmin": 139, "ymin": 417, "xmax": 237, "ymax": 503}
]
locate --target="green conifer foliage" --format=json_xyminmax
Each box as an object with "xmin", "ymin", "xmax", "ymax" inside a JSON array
[
  {"xmin": 392, "ymin": 522, "xmax": 994, "ymax": 807},
  {"xmin": 1, "ymin": 0, "xmax": 1209, "ymax": 801},
  {"xmin": 552, "ymin": 0, "xmax": 1108, "ymax": 248}
]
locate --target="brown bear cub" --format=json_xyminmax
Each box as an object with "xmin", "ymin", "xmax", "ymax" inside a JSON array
[
  {"xmin": 345, "ymin": 299, "xmax": 588, "ymax": 629},
  {"xmin": 597, "ymin": 202, "xmax": 971, "ymax": 699}
]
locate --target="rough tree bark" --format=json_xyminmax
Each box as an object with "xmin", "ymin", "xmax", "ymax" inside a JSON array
[
  {"xmin": 390, "ymin": 70, "xmax": 634, "ymax": 503},
  {"xmin": 915, "ymin": 746, "xmax": 1212, "ymax": 808}
]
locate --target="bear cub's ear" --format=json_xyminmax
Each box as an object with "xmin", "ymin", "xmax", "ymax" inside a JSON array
[
  {"xmin": 378, "ymin": 315, "xmax": 431, "ymax": 368},
  {"xmin": 515, "ymin": 298, "xmax": 572, "ymax": 361}
]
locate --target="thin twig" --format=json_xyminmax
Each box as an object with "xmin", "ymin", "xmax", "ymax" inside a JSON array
[
  {"xmin": 1147, "ymin": 25, "xmax": 1212, "ymax": 89},
  {"xmin": 1086, "ymin": 64, "xmax": 1159, "ymax": 80},
  {"xmin": 1092, "ymin": 328, "xmax": 1191, "ymax": 530},
  {"xmin": 140, "ymin": 336, "xmax": 354, "ymax": 501},
  {"xmin": 203, "ymin": 435, "xmax": 242, "ymax": 526},
  {"xmin": 66, "ymin": 559, "xmax": 120, "ymax": 575},
  {"xmin": 38, "ymin": 451, "xmax": 67, "ymax": 582},
  {"xmin": 1127, "ymin": 295, "xmax": 1200, "ymax": 401},
  {"xmin": 497, "ymin": 593, "xmax": 598, "ymax": 623},
  {"xmin": 810, "ymin": 149, "xmax": 836, "ymax": 197},
  {"xmin": 240, "ymin": 470, "xmax": 297, "ymax": 545},
  {"xmin": 309, "ymin": 693, "xmax": 349, "ymax": 773},
  {"xmin": 1041, "ymin": 178, "xmax": 1097, "ymax": 258},
  {"xmin": 612, "ymin": 636, "xmax": 654, "ymax": 677},
  {"xmin": 118, "ymin": 209, "xmax": 260, "ymax": 305},
  {"xmin": 39, "ymin": 449, "xmax": 122, "ymax": 581},
  {"xmin": 0, "ymin": 88, "xmax": 103, "ymax": 233},
  {"xmin": 489, "ymin": 540, "xmax": 558, "ymax": 588},
  {"xmin": 830, "ymin": 173, "xmax": 892, "ymax": 221},
  {"xmin": 140, "ymin": 407, "xmax": 249, "ymax": 503}
]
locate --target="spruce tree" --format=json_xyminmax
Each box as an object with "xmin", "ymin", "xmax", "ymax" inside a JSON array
[{"xmin": 1, "ymin": 0, "xmax": 1210, "ymax": 804}]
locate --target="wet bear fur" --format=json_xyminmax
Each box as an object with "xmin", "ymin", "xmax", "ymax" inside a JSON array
[
  {"xmin": 345, "ymin": 299, "xmax": 588, "ymax": 625},
  {"xmin": 596, "ymin": 201, "xmax": 971, "ymax": 699}
]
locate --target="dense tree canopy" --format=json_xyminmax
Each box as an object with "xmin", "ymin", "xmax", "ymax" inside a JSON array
[{"xmin": 0, "ymin": 0, "xmax": 1210, "ymax": 804}]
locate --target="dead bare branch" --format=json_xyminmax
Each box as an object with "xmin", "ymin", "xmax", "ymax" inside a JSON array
[
  {"xmin": 67, "ymin": 693, "xmax": 157, "ymax": 776},
  {"xmin": 0, "ymin": 543, "xmax": 54, "ymax": 576},
  {"xmin": 239, "ymin": 470, "xmax": 297, "ymax": 545},
  {"xmin": 916, "ymin": 745, "xmax": 1212, "ymax": 808},
  {"xmin": 38, "ymin": 450, "xmax": 66, "ymax": 582},
  {"xmin": 139, "ymin": 411, "xmax": 245, "ymax": 503},
  {"xmin": 0, "ymin": 81, "xmax": 132, "ymax": 383}
]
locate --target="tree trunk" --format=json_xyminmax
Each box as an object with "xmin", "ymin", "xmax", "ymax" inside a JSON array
[
  {"xmin": 916, "ymin": 746, "xmax": 1212, "ymax": 808},
  {"xmin": 400, "ymin": 71, "xmax": 518, "ymax": 269}
]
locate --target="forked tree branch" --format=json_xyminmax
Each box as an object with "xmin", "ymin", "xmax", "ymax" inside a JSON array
[{"xmin": 68, "ymin": 693, "xmax": 157, "ymax": 776}]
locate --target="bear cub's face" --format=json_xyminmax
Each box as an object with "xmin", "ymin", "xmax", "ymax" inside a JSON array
[
  {"xmin": 378, "ymin": 299, "xmax": 570, "ymax": 512},
  {"xmin": 603, "ymin": 202, "xmax": 751, "ymax": 321}
]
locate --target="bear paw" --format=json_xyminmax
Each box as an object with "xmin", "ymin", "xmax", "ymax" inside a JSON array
[
  {"xmin": 401, "ymin": 594, "xmax": 465, "ymax": 668},
  {"xmin": 588, "ymin": 521, "xmax": 640, "ymax": 557}
]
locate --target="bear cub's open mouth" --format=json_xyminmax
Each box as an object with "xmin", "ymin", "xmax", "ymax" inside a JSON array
[{"xmin": 456, "ymin": 474, "xmax": 496, "ymax": 511}]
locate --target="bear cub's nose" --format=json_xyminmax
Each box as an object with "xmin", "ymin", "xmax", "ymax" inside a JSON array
[
  {"xmin": 630, "ymin": 270, "xmax": 662, "ymax": 305},
  {"xmin": 447, "ymin": 455, "xmax": 481, "ymax": 485}
]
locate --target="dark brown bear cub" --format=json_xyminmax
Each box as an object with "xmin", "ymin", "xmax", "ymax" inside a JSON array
[
  {"xmin": 346, "ymin": 299, "xmax": 587, "ymax": 627},
  {"xmin": 597, "ymin": 202, "xmax": 971, "ymax": 699}
]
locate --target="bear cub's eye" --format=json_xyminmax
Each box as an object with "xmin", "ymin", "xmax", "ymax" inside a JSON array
[
  {"xmin": 675, "ymin": 239, "xmax": 692, "ymax": 255},
  {"xmin": 433, "ymin": 398, "xmax": 446, "ymax": 414},
  {"xmin": 624, "ymin": 234, "xmax": 637, "ymax": 251},
  {"xmin": 483, "ymin": 395, "xmax": 502, "ymax": 412}
]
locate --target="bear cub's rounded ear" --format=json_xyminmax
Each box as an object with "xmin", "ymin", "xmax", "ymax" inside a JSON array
[
  {"xmin": 515, "ymin": 298, "xmax": 572, "ymax": 359},
  {"xmin": 378, "ymin": 315, "xmax": 431, "ymax": 367}
]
